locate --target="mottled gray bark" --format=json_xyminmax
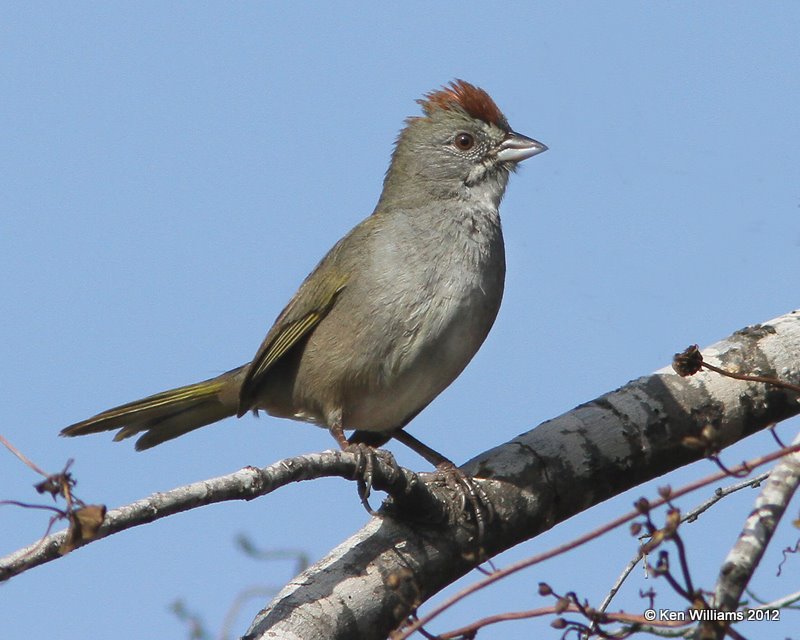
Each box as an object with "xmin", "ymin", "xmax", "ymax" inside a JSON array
[
  {"xmin": 3, "ymin": 312, "xmax": 798, "ymax": 639},
  {"xmin": 247, "ymin": 310, "xmax": 800, "ymax": 640},
  {"xmin": 701, "ymin": 431, "xmax": 800, "ymax": 639},
  {"xmin": 0, "ymin": 451, "xmax": 440, "ymax": 580}
]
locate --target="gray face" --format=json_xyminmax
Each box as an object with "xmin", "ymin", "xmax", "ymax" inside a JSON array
[{"xmin": 383, "ymin": 108, "xmax": 513, "ymax": 206}]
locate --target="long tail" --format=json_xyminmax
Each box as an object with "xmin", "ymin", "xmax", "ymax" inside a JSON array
[{"xmin": 60, "ymin": 366, "xmax": 245, "ymax": 450}]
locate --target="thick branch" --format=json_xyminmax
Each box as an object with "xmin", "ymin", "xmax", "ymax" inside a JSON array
[
  {"xmin": 246, "ymin": 310, "xmax": 800, "ymax": 640},
  {"xmin": 701, "ymin": 431, "xmax": 800, "ymax": 639}
]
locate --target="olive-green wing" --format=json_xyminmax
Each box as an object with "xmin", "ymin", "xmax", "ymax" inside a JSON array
[{"xmin": 237, "ymin": 274, "xmax": 347, "ymax": 414}]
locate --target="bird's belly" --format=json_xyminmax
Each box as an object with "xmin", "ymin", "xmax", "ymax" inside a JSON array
[
  {"xmin": 271, "ymin": 213, "xmax": 505, "ymax": 433},
  {"xmin": 342, "ymin": 301, "xmax": 494, "ymax": 431}
]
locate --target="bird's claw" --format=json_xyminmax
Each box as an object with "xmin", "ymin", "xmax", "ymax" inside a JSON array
[
  {"xmin": 345, "ymin": 443, "xmax": 399, "ymax": 515},
  {"xmin": 434, "ymin": 462, "xmax": 493, "ymax": 543}
]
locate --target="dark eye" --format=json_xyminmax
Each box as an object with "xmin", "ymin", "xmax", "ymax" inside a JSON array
[{"xmin": 453, "ymin": 132, "xmax": 475, "ymax": 151}]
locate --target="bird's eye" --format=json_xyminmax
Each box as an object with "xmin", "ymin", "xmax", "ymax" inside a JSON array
[{"xmin": 453, "ymin": 132, "xmax": 475, "ymax": 151}]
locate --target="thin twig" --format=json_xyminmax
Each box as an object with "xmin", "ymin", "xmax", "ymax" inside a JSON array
[
  {"xmin": 683, "ymin": 473, "xmax": 769, "ymax": 523},
  {"xmin": 0, "ymin": 449, "xmax": 437, "ymax": 581},
  {"xmin": 598, "ymin": 472, "xmax": 769, "ymax": 615},
  {"xmin": 437, "ymin": 602, "xmax": 689, "ymax": 639},
  {"xmin": 597, "ymin": 551, "xmax": 645, "ymax": 614},
  {"xmin": 701, "ymin": 360, "xmax": 800, "ymax": 395},
  {"xmin": 0, "ymin": 434, "xmax": 50, "ymax": 477},
  {"xmin": 748, "ymin": 588, "xmax": 800, "ymax": 611}
]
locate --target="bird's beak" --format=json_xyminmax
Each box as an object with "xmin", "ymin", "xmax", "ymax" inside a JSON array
[{"xmin": 496, "ymin": 131, "xmax": 548, "ymax": 164}]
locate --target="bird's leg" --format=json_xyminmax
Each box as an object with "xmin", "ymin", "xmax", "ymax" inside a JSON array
[
  {"xmin": 328, "ymin": 422, "xmax": 349, "ymax": 449},
  {"xmin": 391, "ymin": 429, "xmax": 493, "ymax": 541},
  {"xmin": 329, "ymin": 421, "xmax": 397, "ymax": 515},
  {"xmin": 329, "ymin": 421, "xmax": 373, "ymax": 511},
  {"xmin": 390, "ymin": 429, "xmax": 451, "ymax": 467}
]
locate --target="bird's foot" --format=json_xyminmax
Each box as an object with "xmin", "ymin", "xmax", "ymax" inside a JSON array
[
  {"xmin": 330, "ymin": 422, "xmax": 400, "ymax": 513},
  {"xmin": 344, "ymin": 442, "xmax": 400, "ymax": 515},
  {"xmin": 433, "ymin": 461, "xmax": 493, "ymax": 543}
]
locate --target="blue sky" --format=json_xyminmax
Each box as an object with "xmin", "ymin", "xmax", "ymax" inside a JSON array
[{"xmin": 2, "ymin": 3, "xmax": 799, "ymax": 639}]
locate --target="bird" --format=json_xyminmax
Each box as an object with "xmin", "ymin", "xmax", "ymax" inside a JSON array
[{"xmin": 61, "ymin": 80, "xmax": 547, "ymax": 466}]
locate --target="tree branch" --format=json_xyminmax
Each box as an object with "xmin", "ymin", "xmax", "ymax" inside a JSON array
[
  {"xmin": 595, "ymin": 471, "xmax": 770, "ymax": 616},
  {"xmin": 701, "ymin": 430, "xmax": 800, "ymax": 639},
  {"xmin": 0, "ymin": 450, "xmax": 448, "ymax": 580},
  {"xmin": 4, "ymin": 311, "xmax": 799, "ymax": 639},
  {"xmin": 243, "ymin": 310, "xmax": 800, "ymax": 640}
]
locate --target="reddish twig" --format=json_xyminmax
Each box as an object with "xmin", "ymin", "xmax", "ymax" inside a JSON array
[
  {"xmin": 438, "ymin": 602, "xmax": 690, "ymax": 639},
  {"xmin": 0, "ymin": 434, "xmax": 50, "ymax": 477}
]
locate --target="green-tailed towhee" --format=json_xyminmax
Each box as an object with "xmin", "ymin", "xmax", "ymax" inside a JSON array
[{"xmin": 61, "ymin": 80, "xmax": 546, "ymax": 456}]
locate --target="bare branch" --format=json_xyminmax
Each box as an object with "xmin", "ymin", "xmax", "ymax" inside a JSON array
[
  {"xmin": 701, "ymin": 431, "xmax": 800, "ymax": 639},
  {"xmin": 682, "ymin": 473, "xmax": 769, "ymax": 523},
  {"xmin": 246, "ymin": 311, "xmax": 800, "ymax": 640},
  {"xmin": 0, "ymin": 434, "xmax": 52, "ymax": 477},
  {"xmin": 5, "ymin": 311, "xmax": 799, "ymax": 639},
  {"xmin": 597, "ymin": 472, "xmax": 770, "ymax": 615},
  {"xmin": 0, "ymin": 449, "xmax": 444, "ymax": 581},
  {"xmin": 749, "ymin": 588, "xmax": 800, "ymax": 611},
  {"xmin": 439, "ymin": 601, "xmax": 689, "ymax": 639}
]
